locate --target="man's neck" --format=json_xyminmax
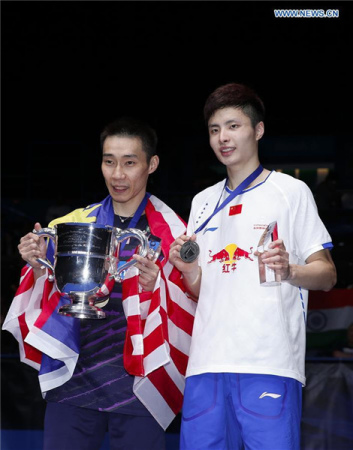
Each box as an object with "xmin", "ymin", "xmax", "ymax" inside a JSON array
[
  {"xmin": 112, "ymin": 192, "xmax": 147, "ymax": 217},
  {"xmin": 226, "ymin": 160, "xmax": 265, "ymax": 191}
]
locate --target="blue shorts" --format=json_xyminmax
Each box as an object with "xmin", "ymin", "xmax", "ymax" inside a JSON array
[
  {"xmin": 44, "ymin": 401, "xmax": 165, "ymax": 450},
  {"xmin": 180, "ymin": 373, "xmax": 302, "ymax": 450}
]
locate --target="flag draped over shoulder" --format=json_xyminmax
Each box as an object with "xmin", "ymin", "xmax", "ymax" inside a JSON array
[{"xmin": 2, "ymin": 194, "xmax": 197, "ymax": 429}]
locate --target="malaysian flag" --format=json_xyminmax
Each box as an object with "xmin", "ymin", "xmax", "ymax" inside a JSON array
[{"xmin": 2, "ymin": 195, "xmax": 197, "ymax": 429}]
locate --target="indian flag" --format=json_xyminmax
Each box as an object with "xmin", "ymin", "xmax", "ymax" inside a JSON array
[{"xmin": 306, "ymin": 289, "xmax": 353, "ymax": 351}]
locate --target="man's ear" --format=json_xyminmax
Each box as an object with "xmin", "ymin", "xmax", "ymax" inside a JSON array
[
  {"xmin": 255, "ymin": 122, "xmax": 265, "ymax": 141},
  {"xmin": 148, "ymin": 155, "xmax": 159, "ymax": 174}
]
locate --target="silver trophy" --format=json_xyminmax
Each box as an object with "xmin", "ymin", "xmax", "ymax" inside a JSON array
[{"xmin": 34, "ymin": 223, "xmax": 160, "ymax": 319}]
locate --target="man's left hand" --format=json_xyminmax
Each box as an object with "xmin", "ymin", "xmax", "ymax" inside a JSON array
[
  {"xmin": 132, "ymin": 254, "xmax": 160, "ymax": 291},
  {"xmin": 255, "ymin": 239, "xmax": 290, "ymax": 281}
]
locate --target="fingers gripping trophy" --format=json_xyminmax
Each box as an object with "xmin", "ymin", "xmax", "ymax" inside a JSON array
[{"xmin": 34, "ymin": 223, "xmax": 160, "ymax": 319}]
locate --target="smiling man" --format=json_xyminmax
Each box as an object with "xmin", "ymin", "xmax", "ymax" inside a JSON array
[
  {"xmin": 3, "ymin": 117, "xmax": 195, "ymax": 450},
  {"xmin": 101, "ymin": 129, "xmax": 159, "ymax": 217},
  {"xmin": 170, "ymin": 83, "xmax": 337, "ymax": 450}
]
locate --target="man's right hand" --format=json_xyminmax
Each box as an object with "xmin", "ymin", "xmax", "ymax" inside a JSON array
[
  {"xmin": 18, "ymin": 222, "xmax": 47, "ymax": 276},
  {"xmin": 169, "ymin": 234, "xmax": 201, "ymax": 299}
]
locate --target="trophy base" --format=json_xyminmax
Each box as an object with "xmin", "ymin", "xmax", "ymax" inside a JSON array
[
  {"xmin": 58, "ymin": 293, "xmax": 106, "ymax": 319},
  {"xmin": 259, "ymin": 263, "xmax": 281, "ymax": 287}
]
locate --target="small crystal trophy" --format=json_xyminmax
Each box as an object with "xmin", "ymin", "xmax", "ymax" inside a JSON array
[{"xmin": 257, "ymin": 221, "xmax": 281, "ymax": 286}]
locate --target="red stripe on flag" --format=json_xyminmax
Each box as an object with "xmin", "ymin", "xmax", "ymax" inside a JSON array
[
  {"xmin": 125, "ymin": 314, "xmax": 142, "ymax": 336},
  {"xmin": 16, "ymin": 267, "xmax": 34, "ymax": 295},
  {"xmin": 147, "ymin": 287, "xmax": 161, "ymax": 316},
  {"xmin": 159, "ymin": 304, "xmax": 169, "ymax": 340},
  {"xmin": 145, "ymin": 201, "xmax": 185, "ymax": 266},
  {"xmin": 148, "ymin": 366, "xmax": 183, "ymax": 415},
  {"xmin": 168, "ymin": 267, "xmax": 188, "ymax": 293},
  {"xmin": 34, "ymin": 287, "xmax": 61, "ymax": 328},
  {"xmin": 122, "ymin": 275, "xmax": 139, "ymax": 298},
  {"xmin": 144, "ymin": 325, "xmax": 165, "ymax": 357},
  {"xmin": 309, "ymin": 289, "xmax": 353, "ymax": 309},
  {"xmin": 169, "ymin": 343, "xmax": 188, "ymax": 376},
  {"xmin": 168, "ymin": 299, "xmax": 194, "ymax": 337},
  {"xmin": 123, "ymin": 334, "xmax": 144, "ymax": 376},
  {"xmin": 20, "ymin": 264, "xmax": 32, "ymax": 279},
  {"xmin": 18, "ymin": 313, "xmax": 42, "ymax": 364}
]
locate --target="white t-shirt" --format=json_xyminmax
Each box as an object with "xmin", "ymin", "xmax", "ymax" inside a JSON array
[{"xmin": 186, "ymin": 171, "xmax": 332, "ymax": 385}]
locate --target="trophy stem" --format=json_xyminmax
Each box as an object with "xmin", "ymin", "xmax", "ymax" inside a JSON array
[{"xmin": 58, "ymin": 293, "xmax": 106, "ymax": 319}]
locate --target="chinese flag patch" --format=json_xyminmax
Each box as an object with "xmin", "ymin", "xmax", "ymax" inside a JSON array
[{"xmin": 229, "ymin": 204, "xmax": 243, "ymax": 216}]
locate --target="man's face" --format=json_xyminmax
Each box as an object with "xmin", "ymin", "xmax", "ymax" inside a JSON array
[
  {"xmin": 208, "ymin": 107, "xmax": 264, "ymax": 169},
  {"xmin": 101, "ymin": 135, "xmax": 158, "ymax": 210}
]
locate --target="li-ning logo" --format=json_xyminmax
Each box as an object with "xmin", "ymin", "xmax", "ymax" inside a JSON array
[
  {"xmin": 203, "ymin": 227, "xmax": 218, "ymax": 235},
  {"xmin": 259, "ymin": 392, "xmax": 282, "ymax": 399}
]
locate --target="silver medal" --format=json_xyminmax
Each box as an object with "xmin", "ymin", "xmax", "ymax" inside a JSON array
[{"xmin": 180, "ymin": 241, "xmax": 200, "ymax": 263}]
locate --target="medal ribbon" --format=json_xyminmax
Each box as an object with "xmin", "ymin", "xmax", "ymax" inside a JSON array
[
  {"xmin": 127, "ymin": 192, "xmax": 150, "ymax": 229},
  {"xmin": 194, "ymin": 164, "xmax": 263, "ymax": 234},
  {"xmin": 118, "ymin": 192, "xmax": 150, "ymax": 256}
]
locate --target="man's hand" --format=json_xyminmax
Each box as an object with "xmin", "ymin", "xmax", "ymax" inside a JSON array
[
  {"xmin": 18, "ymin": 222, "xmax": 47, "ymax": 268},
  {"xmin": 169, "ymin": 234, "xmax": 199, "ymax": 273},
  {"xmin": 132, "ymin": 253, "xmax": 160, "ymax": 292},
  {"xmin": 169, "ymin": 234, "xmax": 201, "ymax": 299},
  {"xmin": 255, "ymin": 239, "xmax": 290, "ymax": 281},
  {"xmin": 18, "ymin": 222, "xmax": 47, "ymax": 279},
  {"xmin": 255, "ymin": 238, "xmax": 337, "ymax": 291}
]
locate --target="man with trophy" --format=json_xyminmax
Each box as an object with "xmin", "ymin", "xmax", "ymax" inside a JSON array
[
  {"xmin": 169, "ymin": 83, "xmax": 337, "ymax": 450},
  {"xmin": 3, "ymin": 117, "xmax": 196, "ymax": 449}
]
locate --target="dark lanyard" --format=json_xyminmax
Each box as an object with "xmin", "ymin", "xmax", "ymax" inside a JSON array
[
  {"xmin": 195, "ymin": 165, "xmax": 263, "ymax": 234},
  {"xmin": 119, "ymin": 192, "xmax": 150, "ymax": 253},
  {"xmin": 127, "ymin": 192, "xmax": 150, "ymax": 228}
]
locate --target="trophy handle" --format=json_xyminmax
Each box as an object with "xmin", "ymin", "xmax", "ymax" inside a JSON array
[
  {"xmin": 33, "ymin": 227, "xmax": 56, "ymax": 274},
  {"xmin": 112, "ymin": 228, "xmax": 149, "ymax": 282}
]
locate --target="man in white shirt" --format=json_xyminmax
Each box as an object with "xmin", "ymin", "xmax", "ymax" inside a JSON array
[{"xmin": 170, "ymin": 83, "xmax": 336, "ymax": 450}]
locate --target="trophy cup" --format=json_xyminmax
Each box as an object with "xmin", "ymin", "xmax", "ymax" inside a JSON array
[
  {"xmin": 257, "ymin": 221, "xmax": 281, "ymax": 286},
  {"xmin": 34, "ymin": 223, "xmax": 158, "ymax": 319}
]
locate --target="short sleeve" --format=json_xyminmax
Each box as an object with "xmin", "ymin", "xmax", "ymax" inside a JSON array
[{"xmin": 292, "ymin": 181, "xmax": 332, "ymax": 262}]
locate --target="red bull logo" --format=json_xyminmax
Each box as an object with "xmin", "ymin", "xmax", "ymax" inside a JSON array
[{"xmin": 208, "ymin": 243, "xmax": 253, "ymax": 271}]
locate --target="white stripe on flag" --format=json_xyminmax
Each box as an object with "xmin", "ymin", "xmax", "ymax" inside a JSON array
[
  {"xmin": 162, "ymin": 260, "xmax": 173, "ymax": 279},
  {"xmin": 25, "ymin": 276, "xmax": 49, "ymax": 328},
  {"xmin": 159, "ymin": 277, "xmax": 167, "ymax": 311},
  {"xmin": 131, "ymin": 334, "xmax": 144, "ymax": 355},
  {"xmin": 139, "ymin": 300, "xmax": 151, "ymax": 320},
  {"xmin": 39, "ymin": 364, "xmax": 74, "ymax": 393},
  {"xmin": 2, "ymin": 273, "xmax": 45, "ymax": 325},
  {"xmin": 163, "ymin": 359, "xmax": 185, "ymax": 394},
  {"xmin": 123, "ymin": 294, "xmax": 140, "ymax": 317},
  {"xmin": 143, "ymin": 344, "xmax": 170, "ymax": 376},
  {"xmin": 149, "ymin": 196, "xmax": 186, "ymax": 240},
  {"xmin": 25, "ymin": 326, "xmax": 79, "ymax": 371},
  {"xmin": 144, "ymin": 308, "xmax": 163, "ymax": 338},
  {"xmin": 167, "ymin": 280, "xmax": 197, "ymax": 316},
  {"xmin": 133, "ymin": 376, "xmax": 175, "ymax": 430},
  {"xmin": 21, "ymin": 355, "xmax": 41, "ymax": 371},
  {"xmin": 168, "ymin": 318, "xmax": 192, "ymax": 355}
]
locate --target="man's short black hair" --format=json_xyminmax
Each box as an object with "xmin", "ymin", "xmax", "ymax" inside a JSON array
[
  {"xmin": 100, "ymin": 117, "xmax": 158, "ymax": 162},
  {"xmin": 204, "ymin": 83, "xmax": 265, "ymax": 128}
]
